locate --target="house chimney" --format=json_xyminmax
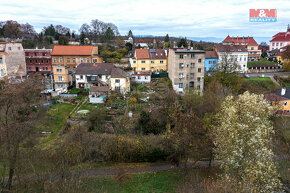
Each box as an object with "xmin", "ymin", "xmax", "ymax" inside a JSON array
[{"xmin": 281, "ymin": 88, "xmax": 286, "ymax": 96}]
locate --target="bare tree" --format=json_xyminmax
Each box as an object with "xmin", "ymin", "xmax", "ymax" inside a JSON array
[
  {"xmin": 0, "ymin": 78, "xmax": 44, "ymax": 190},
  {"xmin": 3, "ymin": 20, "xmax": 21, "ymax": 39},
  {"xmin": 20, "ymin": 23, "xmax": 36, "ymax": 39},
  {"xmin": 55, "ymin": 25, "xmax": 70, "ymax": 36}
]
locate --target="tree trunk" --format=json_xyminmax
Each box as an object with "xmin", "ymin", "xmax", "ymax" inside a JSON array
[{"xmin": 7, "ymin": 147, "xmax": 18, "ymax": 190}]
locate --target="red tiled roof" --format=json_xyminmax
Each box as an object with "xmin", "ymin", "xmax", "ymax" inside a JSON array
[
  {"xmin": 135, "ymin": 49, "xmax": 149, "ymax": 59},
  {"xmin": 264, "ymin": 93, "xmax": 288, "ymax": 101},
  {"xmin": 215, "ymin": 44, "xmax": 248, "ymax": 52},
  {"xmin": 223, "ymin": 36, "xmax": 258, "ymax": 46},
  {"xmin": 51, "ymin": 45, "xmax": 93, "ymax": 56},
  {"xmin": 270, "ymin": 32, "xmax": 290, "ymax": 42},
  {"xmin": 205, "ymin": 51, "xmax": 218, "ymax": 59},
  {"xmin": 135, "ymin": 49, "xmax": 166, "ymax": 59}
]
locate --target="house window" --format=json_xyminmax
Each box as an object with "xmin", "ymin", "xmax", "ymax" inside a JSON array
[
  {"xmin": 240, "ymin": 57, "xmax": 242, "ymax": 61},
  {"xmin": 179, "ymin": 63, "xmax": 184, "ymax": 68},
  {"xmin": 67, "ymin": 58, "xmax": 70, "ymax": 63},
  {"xmin": 160, "ymin": 60, "xmax": 164, "ymax": 63},
  {"xmin": 244, "ymin": 57, "xmax": 247, "ymax": 61},
  {"xmin": 73, "ymin": 58, "xmax": 76, "ymax": 62},
  {"xmin": 280, "ymin": 43, "xmax": 283, "ymax": 46},
  {"xmin": 53, "ymin": 57, "xmax": 56, "ymax": 63},
  {"xmin": 115, "ymin": 79, "xmax": 120, "ymax": 83},
  {"xmin": 80, "ymin": 75, "xmax": 83, "ymax": 79},
  {"xmin": 197, "ymin": 77, "xmax": 201, "ymax": 81},
  {"xmin": 93, "ymin": 59, "xmax": 97, "ymax": 63},
  {"xmin": 190, "ymin": 73, "xmax": 194, "ymax": 79},
  {"xmin": 91, "ymin": 76, "xmax": 96, "ymax": 81},
  {"xmin": 272, "ymin": 43, "xmax": 274, "ymax": 46},
  {"xmin": 251, "ymin": 47, "xmax": 254, "ymax": 50},
  {"xmin": 56, "ymin": 69, "xmax": 62, "ymax": 73},
  {"xmin": 179, "ymin": 73, "xmax": 183, "ymax": 79},
  {"xmin": 58, "ymin": 76, "xmax": 63, "ymax": 82},
  {"xmin": 141, "ymin": 61, "xmax": 146, "ymax": 63},
  {"xmin": 179, "ymin": 83, "xmax": 183, "ymax": 88},
  {"xmin": 213, "ymin": 61, "xmax": 216, "ymax": 64},
  {"xmin": 0, "ymin": 58, "xmax": 2, "ymax": 64},
  {"xmin": 86, "ymin": 58, "xmax": 90, "ymax": 62},
  {"xmin": 190, "ymin": 63, "xmax": 195, "ymax": 68},
  {"xmin": 115, "ymin": 86, "xmax": 120, "ymax": 91},
  {"xmin": 133, "ymin": 61, "xmax": 136, "ymax": 63},
  {"xmin": 276, "ymin": 43, "xmax": 278, "ymax": 46},
  {"xmin": 197, "ymin": 85, "xmax": 200, "ymax": 90},
  {"xmin": 180, "ymin": 54, "xmax": 183, "ymax": 59},
  {"xmin": 138, "ymin": 76, "xmax": 141, "ymax": 79},
  {"xmin": 80, "ymin": 58, "xmax": 84, "ymax": 62},
  {"xmin": 284, "ymin": 102, "xmax": 288, "ymax": 106},
  {"xmin": 191, "ymin": 54, "xmax": 194, "ymax": 58},
  {"xmin": 141, "ymin": 67, "xmax": 146, "ymax": 70},
  {"xmin": 209, "ymin": 61, "xmax": 212, "ymax": 64},
  {"xmin": 145, "ymin": 76, "xmax": 148, "ymax": 80},
  {"xmin": 18, "ymin": 47, "xmax": 21, "ymax": 50},
  {"xmin": 42, "ymin": 67, "xmax": 45, "ymax": 70},
  {"xmin": 59, "ymin": 58, "xmax": 63, "ymax": 62},
  {"xmin": 8, "ymin": 47, "xmax": 11, "ymax": 51},
  {"xmin": 198, "ymin": 59, "xmax": 202, "ymax": 63},
  {"xmin": 46, "ymin": 67, "xmax": 48, "ymax": 70},
  {"xmin": 1, "ymin": 69, "xmax": 4, "ymax": 76},
  {"xmin": 151, "ymin": 60, "xmax": 154, "ymax": 64},
  {"xmin": 198, "ymin": 68, "xmax": 202, "ymax": 72}
]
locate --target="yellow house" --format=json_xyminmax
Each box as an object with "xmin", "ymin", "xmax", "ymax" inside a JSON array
[
  {"xmin": 265, "ymin": 87, "xmax": 290, "ymax": 115},
  {"xmin": 51, "ymin": 45, "xmax": 103, "ymax": 71},
  {"xmin": 110, "ymin": 67, "xmax": 130, "ymax": 94},
  {"xmin": 277, "ymin": 50, "xmax": 290, "ymax": 64},
  {"xmin": 131, "ymin": 49, "xmax": 167, "ymax": 72},
  {"xmin": 52, "ymin": 65, "xmax": 72, "ymax": 91}
]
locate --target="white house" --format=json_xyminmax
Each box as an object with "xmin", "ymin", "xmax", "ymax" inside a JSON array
[
  {"xmin": 131, "ymin": 72, "xmax": 151, "ymax": 84},
  {"xmin": 215, "ymin": 44, "xmax": 248, "ymax": 73}
]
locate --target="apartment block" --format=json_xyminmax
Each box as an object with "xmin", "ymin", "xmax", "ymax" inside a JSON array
[{"xmin": 168, "ymin": 49, "xmax": 205, "ymax": 94}]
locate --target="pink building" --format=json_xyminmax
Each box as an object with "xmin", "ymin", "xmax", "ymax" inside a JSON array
[{"xmin": 269, "ymin": 25, "xmax": 290, "ymax": 51}]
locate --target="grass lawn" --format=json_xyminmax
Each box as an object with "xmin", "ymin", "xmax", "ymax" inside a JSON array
[
  {"xmin": 243, "ymin": 77, "xmax": 280, "ymax": 94},
  {"xmin": 81, "ymin": 170, "xmax": 185, "ymax": 193},
  {"xmin": 247, "ymin": 58, "xmax": 277, "ymax": 67},
  {"xmin": 39, "ymin": 103, "xmax": 76, "ymax": 148}
]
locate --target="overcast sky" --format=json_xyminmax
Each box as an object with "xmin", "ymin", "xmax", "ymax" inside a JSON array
[{"xmin": 0, "ymin": 0, "xmax": 289, "ymax": 38}]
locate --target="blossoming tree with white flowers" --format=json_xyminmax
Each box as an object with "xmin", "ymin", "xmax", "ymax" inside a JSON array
[{"xmin": 212, "ymin": 91, "xmax": 282, "ymax": 192}]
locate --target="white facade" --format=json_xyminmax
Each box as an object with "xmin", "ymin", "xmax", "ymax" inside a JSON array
[
  {"xmin": 75, "ymin": 74, "xmax": 111, "ymax": 89},
  {"xmin": 270, "ymin": 41, "xmax": 290, "ymax": 51},
  {"xmin": 131, "ymin": 74, "xmax": 151, "ymax": 83},
  {"xmin": 217, "ymin": 52, "xmax": 248, "ymax": 73}
]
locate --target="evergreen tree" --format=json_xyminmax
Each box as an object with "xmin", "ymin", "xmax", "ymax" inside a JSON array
[
  {"xmin": 65, "ymin": 31, "xmax": 71, "ymax": 38},
  {"xmin": 105, "ymin": 27, "xmax": 115, "ymax": 42},
  {"xmin": 177, "ymin": 37, "xmax": 188, "ymax": 48},
  {"xmin": 190, "ymin": 41, "xmax": 194, "ymax": 48},
  {"xmin": 80, "ymin": 31, "xmax": 86, "ymax": 45},
  {"xmin": 165, "ymin": 34, "xmax": 170, "ymax": 42},
  {"xmin": 128, "ymin": 30, "xmax": 133, "ymax": 37}
]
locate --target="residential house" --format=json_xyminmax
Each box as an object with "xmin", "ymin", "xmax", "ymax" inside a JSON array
[
  {"xmin": 131, "ymin": 49, "xmax": 167, "ymax": 72},
  {"xmin": 223, "ymin": 36, "xmax": 261, "ymax": 61},
  {"xmin": 25, "ymin": 49, "xmax": 52, "ymax": 75},
  {"xmin": 205, "ymin": 51, "xmax": 218, "ymax": 72},
  {"xmin": 269, "ymin": 25, "xmax": 290, "ymax": 51},
  {"xmin": 265, "ymin": 87, "xmax": 290, "ymax": 115},
  {"xmin": 168, "ymin": 48, "xmax": 205, "ymax": 94},
  {"xmin": 277, "ymin": 47, "xmax": 290, "ymax": 64},
  {"xmin": 75, "ymin": 63, "xmax": 113, "ymax": 89},
  {"xmin": 51, "ymin": 45, "xmax": 103, "ymax": 71},
  {"xmin": 52, "ymin": 65, "xmax": 72, "ymax": 92},
  {"xmin": 75, "ymin": 63, "xmax": 130, "ymax": 94},
  {"xmin": 0, "ymin": 42, "xmax": 26, "ymax": 79},
  {"xmin": 110, "ymin": 67, "xmax": 131, "ymax": 94},
  {"xmin": 134, "ymin": 38, "xmax": 162, "ymax": 49},
  {"xmin": 131, "ymin": 71, "xmax": 151, "ymax": 84},
  {"xmin": 214, "ymin": 44, "xmax": 248, "ymax": 73}
]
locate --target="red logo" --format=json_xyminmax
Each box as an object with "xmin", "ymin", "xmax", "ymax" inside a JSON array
[{"xmin": 249, "ymin": 9, "xmax": 276, "ymax": 18}]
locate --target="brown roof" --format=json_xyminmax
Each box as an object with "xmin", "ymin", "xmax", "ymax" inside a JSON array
[
  {"xmin": 135, "ymin": 49, "xmax": 149, "ymax": 59},
  {"xmin": 75, "ymin": 63, "xmax": 113, "ymax": 75},
  {"xmin": 205, "ymin": 51, "xmax": 218, "ymax": 59},
  {"xmin": 51, "ymin": 45, "xmax": 94, "ymax": 56},
  {"xmin": 111, "ymin": 67, "xmax": 129, "ymax": 78},
  {"xmin": 90, "ymin": 86, "xmax": 110, "ymax": 92},
  {"xmin": 135, "ymin": 49, "xmax": 166, "ymax": 59},
  {"xmin": 215, "ymin": 44, "xmax": 248, "ymax": 52}
]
